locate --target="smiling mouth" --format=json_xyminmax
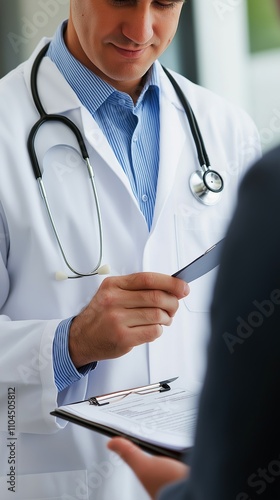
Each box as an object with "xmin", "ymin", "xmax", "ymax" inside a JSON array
[{"xmin": 113, "ymin": 45, "xmax": 147, "ymax": 58}]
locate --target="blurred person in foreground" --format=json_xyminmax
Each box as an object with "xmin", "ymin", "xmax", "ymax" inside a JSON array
[{"xmin": 109, "ymin": 143, "xmax": 280, "ymax": 499}]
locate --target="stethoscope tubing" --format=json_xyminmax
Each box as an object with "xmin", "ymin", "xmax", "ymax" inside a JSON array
[
  {"xmin": 28, "ymin": 42, "xmax": 103, "ymax": 278},
  {"xmin": 27, "ymin": 114, "xmax": 89, "ymax": 179},
  {"xmin": 161, "ymin": 66, "xmax": 210, "ymax": 169},
  {"xmin": 162, "ymin": 66, "xmax": 223, "ymax": 197}
]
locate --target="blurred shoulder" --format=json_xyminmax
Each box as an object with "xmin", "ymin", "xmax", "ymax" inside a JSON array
[{"xmin": 241, "ymin": 145, "xmax": 280, "ymax": 187}]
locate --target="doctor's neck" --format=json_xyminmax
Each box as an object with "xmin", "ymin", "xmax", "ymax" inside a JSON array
[{"xmin": 64, "ymin": 19, "xmax": 151, "ymax": 104}]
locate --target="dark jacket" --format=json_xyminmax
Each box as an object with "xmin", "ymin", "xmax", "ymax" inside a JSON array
[{"xmin": 160, "ymin": 146, "xmax": 280, "ymax": 500}]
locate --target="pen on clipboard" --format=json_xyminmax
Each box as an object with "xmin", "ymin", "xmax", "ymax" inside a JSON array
[
  {"xmin": 172, "ymin": 239, "xmax": 224, "ymax": 283},
  {"xmin": 87, "ymin": 377, "xmax": 178, "ymax": 406}
]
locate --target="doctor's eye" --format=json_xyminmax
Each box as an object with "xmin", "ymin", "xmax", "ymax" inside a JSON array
[
  {"xmin": 109, "ymin": 0, "xmax": 183, "ymax": 8},
  {"xmin": 109, "ymin": 0, "xmax": 136, "ymax": 6},
  {"xmin": 153, "ymin": 0, "xmax": 185, "ymax": 8}
]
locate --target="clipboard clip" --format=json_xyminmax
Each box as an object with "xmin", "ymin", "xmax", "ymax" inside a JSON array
[{"xmin": 88, "ymin": 377, "xmax": 178, "ymax": 406}]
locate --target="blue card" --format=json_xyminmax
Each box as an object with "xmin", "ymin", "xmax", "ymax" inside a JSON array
[{"xmin": 173, "ymin": 239, "xmax": 224, "ymax": 282}]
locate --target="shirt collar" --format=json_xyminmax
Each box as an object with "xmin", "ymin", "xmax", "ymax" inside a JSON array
[{"xmin": 47, "ymin": 21, "xmax": 160, "ymax": 113}]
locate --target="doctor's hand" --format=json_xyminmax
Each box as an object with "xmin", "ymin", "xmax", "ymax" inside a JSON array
[
  {"xmin": 107, "ymin": 437, "xmax": 189, "ymax": 499},
  {"xmin": 69, "ymin": 272, "xmax": 189, "ymax": 368}
]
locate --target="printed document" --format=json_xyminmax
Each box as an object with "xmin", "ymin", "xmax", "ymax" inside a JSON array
[{"xmin": 52, "ymin": 387, "xmax": 198, "ymax": 459}]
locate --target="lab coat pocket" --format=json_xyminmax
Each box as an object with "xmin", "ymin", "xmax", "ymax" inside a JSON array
[
  {"xmin": 2, "ymin": 469, "xmax": 89, "ymax": 500},
  {"xmin": 175, "ymin": 213, "xmax": 229, "ymax": 312}
]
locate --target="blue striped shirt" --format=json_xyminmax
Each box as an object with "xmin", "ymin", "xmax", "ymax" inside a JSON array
[
  {"xmin": 48, "ymin": 21, "xmax": 160, "ymax": 229},
  {"xmin": 49, "ymin": 22, "xmax": 161, "ymax": 391}
]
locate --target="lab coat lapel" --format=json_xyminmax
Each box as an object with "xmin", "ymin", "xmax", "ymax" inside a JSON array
[
  {"xmin": 148, "ymin": 66, "xmax": 191, "ymax": 380},
  {"xmin": 152, "ymin": 66, "xmax": 186, "ymax": 227},
  {"xmin": 81, "ymin": 107, "xmax": 135, "ymax": 192}
]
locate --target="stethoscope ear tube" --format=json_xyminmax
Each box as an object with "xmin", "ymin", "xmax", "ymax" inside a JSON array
[
  {"xmin": 28, "ymin": 43, "xmax": 105, "ymax": 278},
  {"xmin": 162, "ymin": 66, "xmax": 210, "ymax": 168},
  {"xmin": 28, "ymin": 42, "xmax": 90, "ymax": 178},
  {"xmin": 30, "ymin": 43, "xmax": 50, "ymax": 117},
  {"xmin": 27, "ymin": 114, "xmax": 90, "ymax": 179}
]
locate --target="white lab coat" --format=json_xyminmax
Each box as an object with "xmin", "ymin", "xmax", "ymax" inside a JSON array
[{"xmin": 0, "ymin": 38, "xmax": 261, "ymax": 500}]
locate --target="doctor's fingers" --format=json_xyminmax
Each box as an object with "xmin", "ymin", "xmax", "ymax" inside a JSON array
[
  {"xmin": 124, "ymin": 288, "xmax": 181, "ymax": 319},
  {"xmin": 96, "ymin": 281, "xmax": 186, "ymax": 319},
  {"xmin": 125, "ymin": 323, "xmax": 164, "ymax": 348},
  {"xmin": 124, "ymin": 305, "xmax": 175, "ymax": 328},
  {"xmin": 103, "ymin": 272, "xmax": 190, "ymax": 300}
]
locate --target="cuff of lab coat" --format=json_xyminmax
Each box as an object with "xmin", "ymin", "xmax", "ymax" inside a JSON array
[{"xmin": 53, "ymin": 317, "xmax": 97, "ymax": 392}]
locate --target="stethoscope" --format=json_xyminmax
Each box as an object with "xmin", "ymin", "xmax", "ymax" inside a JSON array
[
  {"xmin": 27, "ymin": 43, "xmax": 224, "ymax": 281},
  {"xmin": 161, "ymin": 67, "xmax": 224, "ymax": 205}
]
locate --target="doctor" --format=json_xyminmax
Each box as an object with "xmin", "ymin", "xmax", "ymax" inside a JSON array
[{"xmin": 0, "ymin": 1, "xmax": 261, "ymax": 499}]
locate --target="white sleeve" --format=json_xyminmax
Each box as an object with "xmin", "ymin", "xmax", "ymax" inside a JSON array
[
  {"xmin": 0, "ymin": 206, "xmax": 87, "ymax": 435},
  {"xmin": 0, "ymin": 317, "xmax": 62, "ymax": 434}
]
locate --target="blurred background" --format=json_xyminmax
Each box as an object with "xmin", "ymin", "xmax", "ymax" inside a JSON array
[{"xmin": 0, "ymin": 0, "xmax": 280, "ymax": 152}]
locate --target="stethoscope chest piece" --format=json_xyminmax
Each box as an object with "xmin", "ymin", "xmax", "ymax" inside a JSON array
[
  {"xmin": 189, "ymin": 167, "xmax": 224, "ymax": 206},
  {"xmin": 161, "ymin": 67, "xmax": 224, "ymax": 207}
]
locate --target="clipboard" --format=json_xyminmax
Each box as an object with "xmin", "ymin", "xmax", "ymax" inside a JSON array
[
  {"xmin": 51, "ymin": 378, "xmax": 197, "ymax": 461},
  {"xmin": 173, "ymin": 238, "xmax": 224, "ymax": 282},
  {"xmin": 51, "ymin": 244, "xmax": 223, "ymax": 460}
]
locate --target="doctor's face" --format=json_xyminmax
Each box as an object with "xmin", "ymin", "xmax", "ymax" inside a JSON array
[{"xmin": 66, "ymin": 0, "xmax": 184, "ymax": 98}]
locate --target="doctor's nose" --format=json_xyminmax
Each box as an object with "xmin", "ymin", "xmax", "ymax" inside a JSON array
[{"xmin": 121, "ymin": 7, "xmax": 154, "ymax": 45}]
